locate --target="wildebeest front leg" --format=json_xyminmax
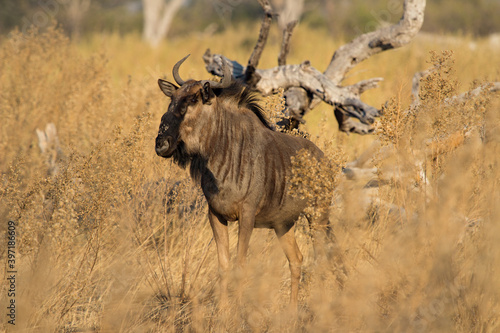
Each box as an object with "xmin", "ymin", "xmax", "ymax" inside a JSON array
[
  {"xmin": 275, "ymin": 224, "xmax": 303, "ymax": 307},
  {"xmin": 236, "ymin": 206, "xmax": 256, "ymax": 267},
  {"xmin": 208, "ymin": 208, "xmax": 229, "ymax": 303}
]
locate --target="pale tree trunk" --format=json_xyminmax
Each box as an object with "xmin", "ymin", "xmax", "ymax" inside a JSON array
[
  {"xmin": 66, "ymin": 0, "xmax": 91, "ymax": 40},
  {"xmin": 272, "ymin": 0, "xmax": 303, "ymax": 30},
  {"xmin": 142, "ymin": 0, "xmax": 185, "ymax": 47}
]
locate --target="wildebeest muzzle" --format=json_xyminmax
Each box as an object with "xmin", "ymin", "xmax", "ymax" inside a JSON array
[
  {"xmin": 155, "ymin": 135, "xmax": 174, "ymax": 157},
  {"xmin": 156, "ymin": 108, "xmax": 182, "ymax": 158}
]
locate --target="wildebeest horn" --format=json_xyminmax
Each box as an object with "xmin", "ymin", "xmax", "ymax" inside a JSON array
[
  {"xmin": 172, "ymin": 54, "xmax": 190, "ymax": 86},
  {"xmin": 202, "ymin": 58, "xmax": 232, "ymax": 89}
]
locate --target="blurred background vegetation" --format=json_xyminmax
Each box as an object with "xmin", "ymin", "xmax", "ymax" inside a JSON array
[{"xmin": 1, "ymin": 0, "xmax": 500, "ymax": 40}]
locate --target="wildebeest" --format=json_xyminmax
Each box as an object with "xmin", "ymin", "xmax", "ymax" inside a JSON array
[{"xmin": 155, "ymin": 55, "xmax": 327, "ymax": 306}]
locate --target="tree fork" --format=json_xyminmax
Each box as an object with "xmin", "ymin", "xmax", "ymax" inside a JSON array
[{"xmin": 203, "ymin": 0, "xmax": 427, "ymax": 134}]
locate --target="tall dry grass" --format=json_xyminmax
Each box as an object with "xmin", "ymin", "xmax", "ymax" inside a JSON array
[{"xmin": 0, "ymin": 25, "xmax": 499, "ymax": 331}]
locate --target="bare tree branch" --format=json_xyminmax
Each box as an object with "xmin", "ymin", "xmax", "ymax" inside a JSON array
[
  {"xmin": 411, "ymin": 66, "xmax": 437, "ymax": 106},
  {"xmin": 203, "ymin": 55, "xmax": 381, "ymax": 128},
  {"xmin": 203, "ymin": 49, "xmax": 246, "ymax": 79},
  {"xmin": 303, "ymin": 0, "xmax": 426, "ymax": 132},
  {"xmin": 278, "ymin": 21, "xmax": 298, "ymax": 66},
  {"xmin": 334, "ymin": 109, "xmax": 376, "ymax": 135},
  {"xmin": 275, "ymin": 0, "xmax": 303, "ymax": 66},
  {"xmin": 203, "ymin": 0, "xmax": 427, "ymax": 135},
  {"xmin": 445, "ymin": 82, "xmax": 500, "ymax": 104},
  {"xmin": 324, "ymin": 0, "xmax": 426, "ymax": 84},
  {"xmin": 411, "ymin": 64, "xmax": 499, "ymax": 108},
  {"xmin": 346, "ymin": 78, "xmax": 385, "ymax": 95},
  {"xmin": 245, "ymin": 0, "xmax": 274, "ymax": 85}
]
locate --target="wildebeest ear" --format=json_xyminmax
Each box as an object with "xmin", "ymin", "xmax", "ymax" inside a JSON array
[
  {"xmin": 201, "ymin": 81, "xmax": 214, "ymax": 105},
  {"xmin": 158, "ymin": 79, "xmax": 178, "ymax": 97}
]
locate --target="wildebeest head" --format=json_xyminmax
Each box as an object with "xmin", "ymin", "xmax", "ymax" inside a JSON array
[{"xmin": 155, "ymin": 54, "xmax": 231, "ymax": 158}]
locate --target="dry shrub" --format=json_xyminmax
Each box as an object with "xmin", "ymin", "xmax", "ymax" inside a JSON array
[
  {"xmin": 264, "ymin": 86, "xmax": 287, "ymax": 127},
  {"xmin": 335, "ymin": 50, "xmax": 500, "ymax": 332},
  {"xmin": 0, "ymin": 26, "xmax": 213, "ymax": 331},
  {"xmin": 289, "ymin": 144, "xmax": 346, "ymax": 220},
  {"xmin": 0, "ymin": 27, "xmax": 499, "ymax": 332}
]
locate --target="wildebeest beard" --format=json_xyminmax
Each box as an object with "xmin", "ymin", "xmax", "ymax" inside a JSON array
[{"xmin": 172, "ymin": 141, "xmax": 219, "ymax": 197}]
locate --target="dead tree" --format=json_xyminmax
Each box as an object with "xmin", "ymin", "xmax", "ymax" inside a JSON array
[{"xmin": 202, "ymin": 0, "xmax": 426, "ymax": 134}]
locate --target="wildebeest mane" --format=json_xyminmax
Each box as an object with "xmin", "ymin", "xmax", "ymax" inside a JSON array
[
  {"xmin": 171, "ymin": 81, "xmax": 273, "ymax": 196},
  {"xmin": 172, "ymin": 141, "xmax": 203, "ymax": 180},
  {"xmin": 172, "ymin": 141, "xmax": 190, "ymax": 169},
  {"xmin": 172, "ymin": 141, "xmax": 219, "ymax": 195},
  {"xmin": 213, "ymin": 81, "xmax": 273, "ymax": 130}
]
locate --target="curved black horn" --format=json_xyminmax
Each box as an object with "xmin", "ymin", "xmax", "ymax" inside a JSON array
[
  {"xmin": 203, "ymin": 58, "xmax": 232, "ymax": 89},
  {"xmin": 172, "ymin": 54, "xmax": 190, "ymax": 86}
]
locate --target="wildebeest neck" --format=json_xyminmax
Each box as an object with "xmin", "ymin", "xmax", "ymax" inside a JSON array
[
  {"xmin": 174, "ymin": 98, "xmax": 272, "ymax": 202},
  {"xmin": 170, "ymin": 142, "xmax": 219, "ymax": 197}
]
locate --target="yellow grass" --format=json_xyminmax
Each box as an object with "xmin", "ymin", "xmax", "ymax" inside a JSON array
[{"xmin": 0, "ymin": 25, "xmax": 499, "ymax": 331}]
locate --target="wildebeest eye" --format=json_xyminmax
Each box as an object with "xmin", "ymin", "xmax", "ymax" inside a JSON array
[{"xmin": 191, "ymin": 95, "xmax": 198, "ymax": 103}]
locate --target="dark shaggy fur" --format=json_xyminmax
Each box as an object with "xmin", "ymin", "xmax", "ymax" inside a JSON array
[
  {"xmin": 172, "ymin": 142, "xmax": 211, "ymax": 182},
  {"xmin": 173, "ymin": 81, "xmax": 272, "ymax": 184},
  {"xmin": 213, "ymin": 81, "xmax": 273, "ymax": 130}
]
